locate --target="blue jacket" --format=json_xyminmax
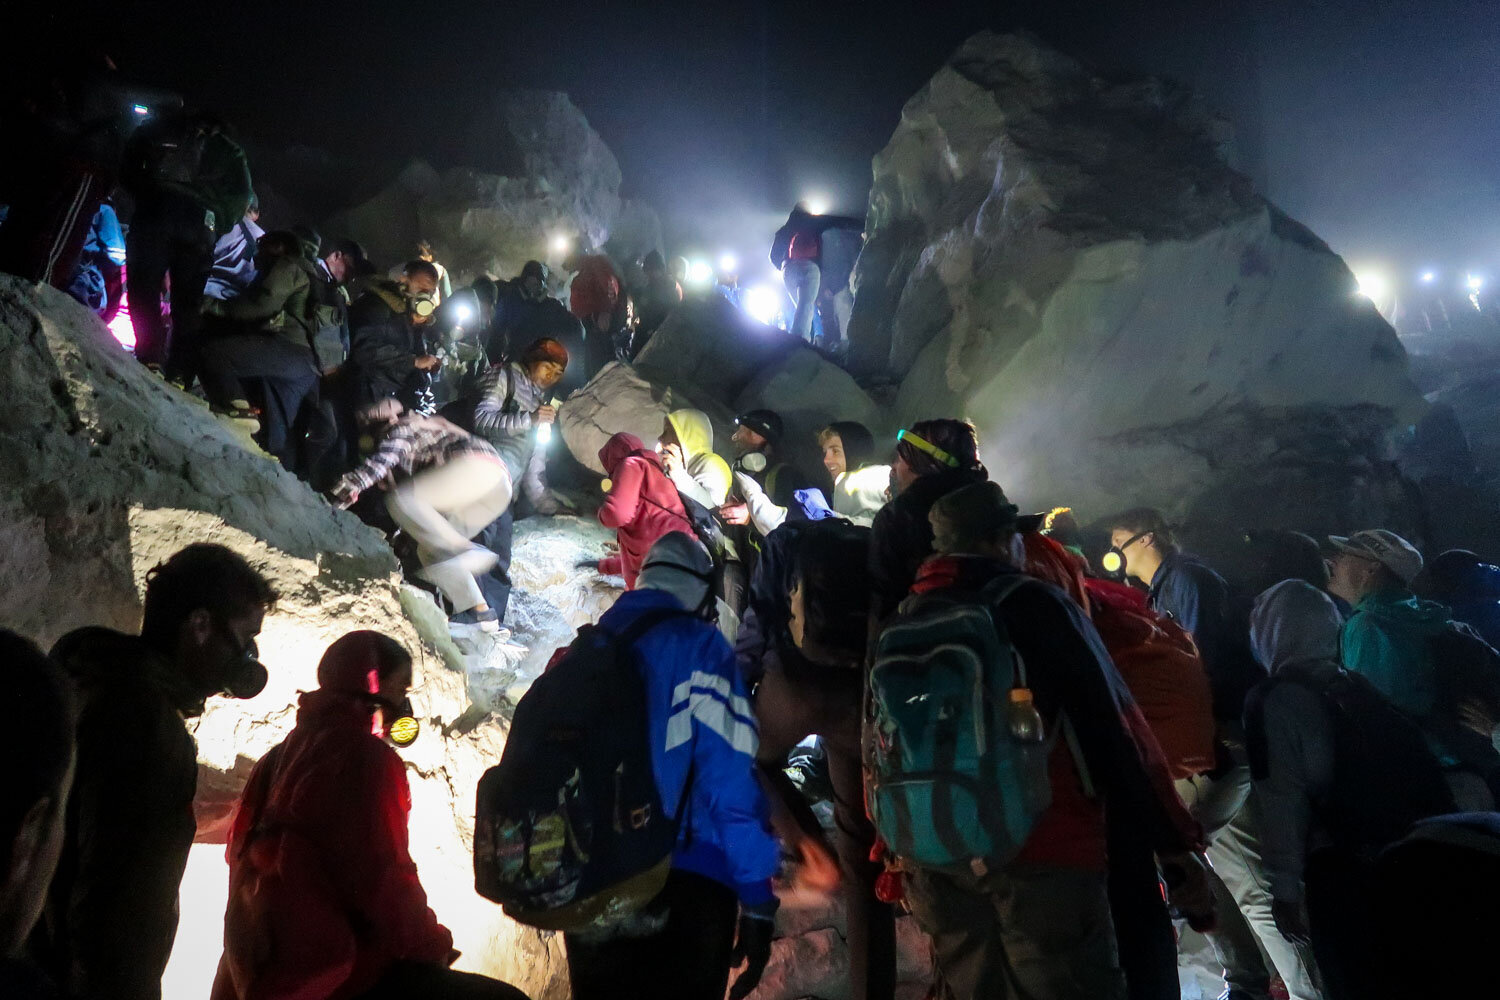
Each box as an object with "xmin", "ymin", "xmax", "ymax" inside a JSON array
[
  {"xmin": 1149, "ymin": 550, "xmax": 1266, "ymax": 721},
  {"xmin": 597, "ymin": 588, "xmax": 779, "ymax": 906}
]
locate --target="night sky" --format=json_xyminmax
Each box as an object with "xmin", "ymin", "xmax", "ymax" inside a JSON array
[{"xmin": 27, "ymin": 1, "xmax": 1500, "ymax": 290}]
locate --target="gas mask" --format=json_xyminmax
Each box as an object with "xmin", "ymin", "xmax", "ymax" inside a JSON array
[
  {"xmin": 378, "ymin": 695, "xmax": 421, "ymax": 748},
  {"xmin": 736, "ymin": 452, "xmax": 768, "ymax": 475},
  {"xmin": 406, "ymin": 288, "xmax": 439, "ymax": 319},
  {"xmin": 214, "ymin": 621, "xmax": 269, "ymax": 700},
  {"xmin": 1101, "ymin": 531, "xmax": 1149, "ymax": 577}
]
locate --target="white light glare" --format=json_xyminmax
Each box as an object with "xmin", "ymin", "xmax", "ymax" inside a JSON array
[
  {"xmin": 1420, "ymin": 271, "xmax": 1436, "ymax": 284},
  {"xmin": 1354, "ymin": 270, "xmax": 1387, "ymax": 303},
  {"xmin": 745, "ymin": 284, "xmax": 783, "ymax": 326},
  {"xmin": 549, "ymin": 234, "xmax": 570, "ymax": 254},
  {"xmin": 453, "ymin": 303, "xmax": 473, "ymax": 323},
  {"xmin": 1468, "ymin": 274, "xmax": 1484, "ymax": 292},
  {"xmin": 132, "ymin": 104, "xmax": 149, "ymax": 117},
  {"xmin": 688, "ymin": 259, "xmax": 713, "ymax": 285},
  {"xmin": 804, "ymin": 196, "xmax": 830, "ymax": 216},
  {"xmin": 718, "ymin": 253, "xmax": 738, "ymax": 274}
]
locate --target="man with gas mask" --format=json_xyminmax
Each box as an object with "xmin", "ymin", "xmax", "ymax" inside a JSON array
[
  {"xmin": 36, "ymin": 543, "xmax": 278, "ymax": 1000},
  {"xmin": 346, "ymin": 259, "xmax": 443, "ymax": 412},
  {"xmin": 211, "ymin": 631, "xmax": 527, "ymax": 1000}
]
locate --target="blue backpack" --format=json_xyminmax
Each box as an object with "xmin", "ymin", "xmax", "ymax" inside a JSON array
[{"xmin": 867, "ymin": 575, "xmax": 1082, "ymax": 873}]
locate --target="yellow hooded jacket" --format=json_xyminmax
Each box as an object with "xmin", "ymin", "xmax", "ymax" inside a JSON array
[{"xmin": 664, "ymin": 409, "xmax": 732, "ymax": 508}]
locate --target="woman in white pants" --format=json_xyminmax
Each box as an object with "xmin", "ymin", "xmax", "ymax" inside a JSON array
[{"xmin": 331, "ymin": 399, "xmax": 512, "ymax": 630}]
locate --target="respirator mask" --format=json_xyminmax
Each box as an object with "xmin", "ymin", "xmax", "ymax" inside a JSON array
[
  {"xmin": 214, "ymin": 621, "xmax": 269, "ymax": 700},
  {"xmin": 406, "ymin": 288, "xmax": 439, "ymax": 319},
  {"xmin": 1101, "ymin": 531, "xmax": 1149, "ymax": 577},
  {"xmin": 377, "ymin": 694, "xmax": 421, "ymax": 748},
  {"xmin": 736, "ymin": 452, "xmax": 768, "ymax": 475}
]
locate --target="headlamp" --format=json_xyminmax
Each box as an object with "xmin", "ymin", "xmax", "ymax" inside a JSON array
[{"xmin": 896, "ymin": 428, "xmax": 960, "ymax": 468}]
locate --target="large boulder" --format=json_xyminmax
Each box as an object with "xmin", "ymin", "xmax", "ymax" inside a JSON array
[
  {"xmin": 0, "ymin": 277, "xmax": 568, "ymax": 1000},
  {"xmin": 852, "ymin": 32, "xmax": 1426, "ymax": 541}
]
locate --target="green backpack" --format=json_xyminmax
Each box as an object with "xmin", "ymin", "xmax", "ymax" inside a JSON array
[{"xmin": 867, "ymin": 575, "xmax": 1081, "ymax": 873}]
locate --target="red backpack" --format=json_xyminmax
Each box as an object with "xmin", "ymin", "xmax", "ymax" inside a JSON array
[{"xmin": 1084, "ymin": 578, "xmax": 1217, "ymax": 779}]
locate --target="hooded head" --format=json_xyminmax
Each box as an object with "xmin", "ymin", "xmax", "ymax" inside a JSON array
[
  {"xmin": 821, "ymin": 421, "xmax": 876, "ymax": 475},
  {"xmin": 1250, "ymin": 580, "xmax": 1343, "ymax": 674},
  {"xmin": 315, "ymin": 631, "xmax": 414, "ymax": 733},
  {"xmin": 665, "ymin": 409, "xmax": 714, "ymax": 461},
  {"xmin": 639, "ymin": 532, "xmax": 717, "ymax": 618},
  {"xmin": 599, "ymin": 431, "xmax": 647, "ymax": 475}
]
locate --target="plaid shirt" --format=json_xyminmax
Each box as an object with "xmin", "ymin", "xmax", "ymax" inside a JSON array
[{"xmin": 333, "ymin": 414, "xmax": 498, "ymax": 503}]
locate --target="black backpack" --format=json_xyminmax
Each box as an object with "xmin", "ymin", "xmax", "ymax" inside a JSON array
[
  {"xmin": 474, "ymin": 609, "xmax": 692, "ymax": 932},
  {"xmin": 1246, "ymin": 666, "xmax": 1455, "ymax": 855}
]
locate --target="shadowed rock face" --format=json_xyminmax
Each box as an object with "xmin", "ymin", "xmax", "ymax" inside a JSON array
[{"xmin": 848, "ymin": 31, "xmax": 1427, "ymax": 543}]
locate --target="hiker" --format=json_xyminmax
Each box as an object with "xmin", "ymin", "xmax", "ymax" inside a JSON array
[
  {"xmin": 36, "ymin": 544, "xmax": 276, "ymax": 1000},
  {"xmin": 345, "ymin": 261, "xmax": 443, "ymax": 412},
  {"xmin": 720, "ymin": 409, "xmax": 824, "ymax": 547},
  {"xmin": 877, "ymin": 481, "xmax": 1211, "ymax": 1000},
  {"xmin": 596, "ymin": 432, "xmax": 695, "ymax": 589},
  {"xmin": 561, "ymin": 533, "xmax": 780, "ymax": 1000},
  {"xmin": 1245, "ymin": 580, "xmax": 1455, "ymax": 1000},
  {"xmin": 660, "ymin": 409, "xmax": 732, "ymax": 509},
  {"xmin": 211, "ymin": 632, "xmax": 527, "ymax": 1000},
  {"xmin": 0, "ymin": 632, "xmax": 75, "ymax": 1000},
  {"xmin": 1105, "ymin": 507, "xmax": 1283, "ymax": 999},
  {"xmin": 1415, "ymin": 548, "xmax": 1500, "ymax": 648},
  {"xmin": 330, "ymin": 400, "xmax": 511, "ymax": 631},
  {"xmin": 869, "ymin": 419, "xmax": 988, "ymax": 624},
  {"xmin": 818, "ymin": 421, "xmax": 889, "ymax": 526},
  {"xmin": 752, "ymin": 518, "xmax": 897, "ymax": 1000}
]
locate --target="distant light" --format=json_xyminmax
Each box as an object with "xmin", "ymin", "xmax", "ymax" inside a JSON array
[
  {"xmin": 550, "ymin": 234, "xmax": 570, "ymax": 254},
  {"xmin": 687, "ymin": 259, "xmax": 713, "ymax": 285},
  {"xmin": 453, "ymin": 302, "xmax": 473, "ymax": 323},
  {"xmin": 1354, "ymin": 270, "xmax": 1387, "ymax": 303},
  {"xmin": 718, "ymin": 252, "xmax": 738, "ymax": 274},
  {"xmin": 1468, "ymin": 274, "xmax": 1484, "ymax": 292},
  {"xmin": 745, "ymin": 284, "xmax": 783, "ymax": 326},
  {"xmin": 132, "ymin": 104, "xmax": 149, "ymax": 117},
  {"xmin": 1420, "ymin": 271, "xmax": 1436, "ymax": 284},
  {"xmin": 804, "ymin": 195, "xmax": 830, "ymax": 216}
]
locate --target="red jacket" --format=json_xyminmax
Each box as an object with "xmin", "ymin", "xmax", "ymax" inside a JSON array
[
  {"xmin": 597, "ymin": 432, "xmax": 694, "ymax": 589},
  {"xmin": 568, "ymin": 255, "xmax": 621, "ymax": 322},
  {"xmin": 210, "ymin": 691, "xmax": 452, "ymax": 1000}
]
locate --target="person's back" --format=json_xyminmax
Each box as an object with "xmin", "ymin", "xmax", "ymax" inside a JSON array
[
  {"xmin": 204, "ymin": 213, "xmax": 266, "ymax": 302},
  {"xmin": 1341, "ymin": 582, "xmax": 1450, "ymax": 719},
  {"xmin": 597, "ymin": 432, "xmax": 694, "ymax": 589}
]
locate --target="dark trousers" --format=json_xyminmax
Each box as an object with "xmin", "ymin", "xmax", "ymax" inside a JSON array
[
  {"xmin": 200, "ymin": 335, "xmax": 319, "ymax": 469},
  {"xmin": 1305, "ymin": 849, "xmax": 1380, "ymax": 1000},
  {"xmin": 721, "ymin": 559, "xmax": 748, "ymax": 620},
  {"xmin": 754, "ymin": 656, "xmax": 895, "ymax": 1000},
  {"xmin": 474, "ymin": 507, "xmax": 515, "ymax": 621},
  {"xmin": 126, "ymin": 194, "xmax": 215, "ymax": 379},
  {"xmin": 1106, "ymin": 819, "xmax": 1178, "ymax": 1000},
  {"xmin": 352, "ymin": 962, "xmax": 528, "ymax": 1000},
  {"xmin": 564, "ymin": 870, "xmax": 738, "ymax": 1000}
]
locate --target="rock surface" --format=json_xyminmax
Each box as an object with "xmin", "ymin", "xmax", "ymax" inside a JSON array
[
  {"xmin": 564, "ymin": 297, "xmax": 885, "ymax": 481},
  {"xmin": 0, "ymin": 276, "xmax": 568, "ymax": 999},
  {"xmin": 850, "ymin": 32, "xmax": 1427, "ymax": 544},
  {"xmin": 327, "ymin": 91, "xmax": 659, "ymax": 284}
]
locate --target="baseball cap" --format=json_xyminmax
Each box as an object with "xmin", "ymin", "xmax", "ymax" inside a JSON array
[{"xmin": 1328, "ymin": 529, "xmax": 1424, "ymax": 584}]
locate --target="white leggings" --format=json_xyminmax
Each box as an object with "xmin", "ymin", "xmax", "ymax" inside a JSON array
[{"xmin": 385, "ymin": 454, "xmax": 511, "ymax": 612}]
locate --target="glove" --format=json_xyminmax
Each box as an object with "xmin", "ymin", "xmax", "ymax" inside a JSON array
[{"xmin": 727, "ymin": 901, "xmax": 777, "ymax": 1000}]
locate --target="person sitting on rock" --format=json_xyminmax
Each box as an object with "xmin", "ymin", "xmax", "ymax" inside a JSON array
[
  {"xmin": 331, "ymin": 399, "xmax": 512, "ymax": 633},
  {"xmin": 198, "ymin": 229, "xmax": 323, "ymax": 469},
  {"xmin": 36, "ymin": 544, "xmax": 277, "ymax": 1000},
  {"xmin": 211, "ymin": 631, "xmax": 528, "ymax": 1000},
  {"xmin": 660, "ymin": 408, "xmax": 732, "ymax": 509},
  {"xmin": 346, "ymin": 260, "xmax": 443, "ymax": 413},
  {"xmin": 563, "ymin": 532, "xmax": 780, "ymax": 1000},
  {"xmin": 818, "ymin": 421, "xmax": 890, "ymax": 526},
  {"xmin": 465, "ymin": 337, "xmax": 570, "ymax": 634},
  {"xmin": 0, "ymin": 631, "xmax": 75, "ymax": 1000},
  {"xmin": 596, "ymin": 431, "xmax": 696, "ymax": 589}
]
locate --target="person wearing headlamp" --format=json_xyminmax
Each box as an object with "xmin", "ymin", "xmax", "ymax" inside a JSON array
[
  {"xmin": 869, "ymin": 418, "xmax": 989, "ymax": 624},
  {"xmin": 346, "ymin": 259, "xmax": 443, "ymax": 413},
  {"xmin": 212, "ymin": 632, "xmax": 526, "ymax": 1000},
  {"xmin": 38, "ymin": 544, "xmax": 278, "ymax": 1000}
]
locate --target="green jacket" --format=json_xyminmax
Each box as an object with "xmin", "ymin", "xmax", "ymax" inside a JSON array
[
  {"xmin": 208, "ymin": 255, "xmax": 315, "ymax": 352},
  {"xmin": 1340, "ymin": 586, "xmax": 1451, "ymax": 720}
]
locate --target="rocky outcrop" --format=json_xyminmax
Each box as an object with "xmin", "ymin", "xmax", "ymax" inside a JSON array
[
  {"xmin": 851, "ymin": 32, "xmax": 1426, "ymax": 542},
  {"xmin": 326, "ymin": 91, "xmax": 655, "ymax": 284},
  {"xmin": 0, "ymin": 277, "xmax": 568, "ymax": 999}
]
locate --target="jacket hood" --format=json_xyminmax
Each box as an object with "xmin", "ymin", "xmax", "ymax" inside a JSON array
[
  {"xmin": 912, "ymin": 553, "xmax": 1017, "ymax": 595},
  {"xmin": 639, "ymin": 531, "xmax": 716, "ymax": 614},
  {"xmin": 1355, "ymin": 586, "xmax": 1453, "ymax": 636},
  {"xmin": 1250, "ymin": 580, "xmax": 1344, "ymax": 673},
  {"xmin": 666, "ymin": 409, "xmax": 715, "ymax": 461},
  {"xmin": 600, "ymin": 431, "xmax": 649, "ymax": 473},
  {"xmin": 896, "ymin": 464, "xmax": 988, "ymax": 510},
  {"xmin": 826, "ymin": 421, "xmax": 876, "ymax": 470}
]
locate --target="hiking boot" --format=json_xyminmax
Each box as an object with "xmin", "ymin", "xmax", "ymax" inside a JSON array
[
  {"xmin": 451, "ymin": 607, "xmax": 504, "ymax": 634},
  {"xmin": 213, "ymin": 400, "xmax": 262, "ymax": 436}
]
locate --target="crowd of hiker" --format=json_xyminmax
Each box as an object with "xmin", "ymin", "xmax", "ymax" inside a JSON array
[{"xmin": 5, "ymin": 70, "xmax": 1500, "ymax": 1000}]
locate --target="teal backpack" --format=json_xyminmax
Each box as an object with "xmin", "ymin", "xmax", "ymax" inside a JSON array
[{"xmin": 867, "ymin": 575, "xmax": 1085, "ymax": 873}]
